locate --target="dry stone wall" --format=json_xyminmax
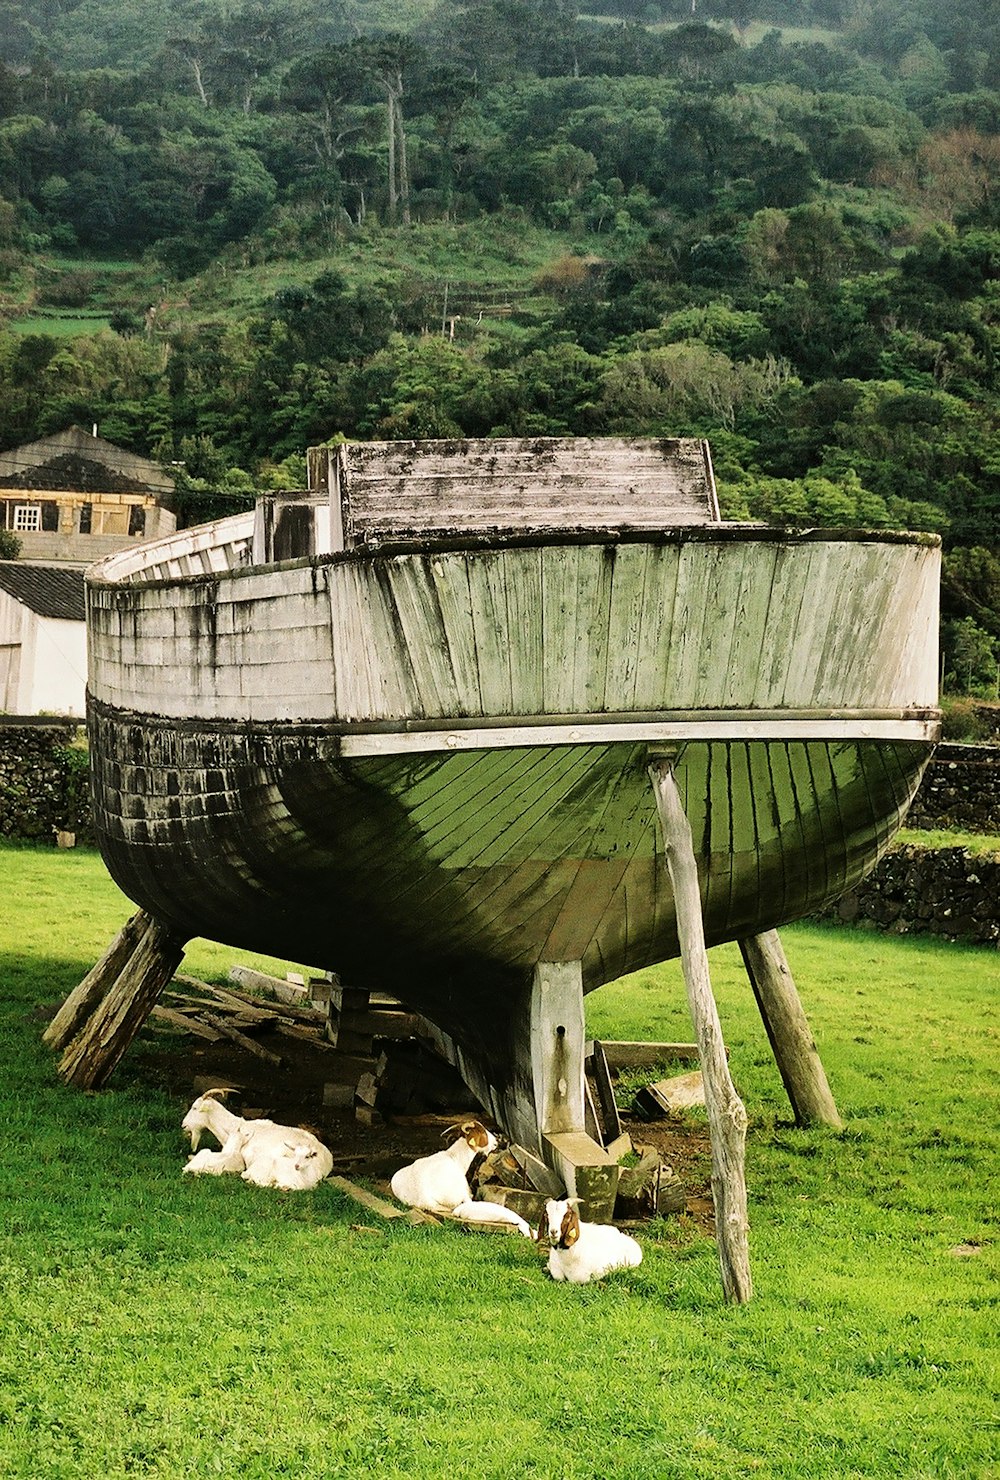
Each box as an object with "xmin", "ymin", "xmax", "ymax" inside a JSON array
[
  {"xmin": 906, "ymin": 742, "xmax": 1000, "ymax": 833},
  {"xmin": 822, "ymin": 742, "xmax": 1000, "ymax": 945},
  {"xmin": 0, "ymin": 719, "xmax": 92, "ymax": 842},
  {"xmin": 832, "ymin": 844, "xmax": 1000, "ymax": 946}
]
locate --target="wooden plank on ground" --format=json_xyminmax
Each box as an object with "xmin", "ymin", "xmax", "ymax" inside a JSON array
[
  {"xmin": 600, "ymin": 1040, "xmax": 702, "ymax": 1069},
  {"xmin": 273, "ymin": 1021, "xmax": 335, "ymax": 1048},
  {"xmin": 222, "ymin": 967, "xmax": 327, "ymax": 1022},
  {"xmin": 634, "ymin": 1071, "xmax": 706, "ymax": 1119},
  {"xmin": 327, "ymin": 1175, "xmax": 439, "ymax": 1225},
  {"xmin": 510, "ymin": 1142, "xmax": 565, "ymax": 1197},
  {"xmin": 588, "ymin": 1040, "xmax": 623, "ymax": 1144},
  {"xmin": 175, "ymin": 975, "xmax": 282, "ymax": 1020},
  {"xmin": 202, "ymin": 1012, "xmax": 283, "ymax": 1064},
  {"xmin": 150, "ymin": 1005, "xmax": 223, "ymax": 1041}
]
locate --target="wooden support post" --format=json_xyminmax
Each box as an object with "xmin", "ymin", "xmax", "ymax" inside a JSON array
[
  {"xmin": 530, "ymin": 961, "xmax": 619, "ymax": 1222},
  {"xmin": 738, "ymin": 930, "xmax": 843, "ymax": 1129},
  {"xmin": 531, "ymin": 960, "xmax": 587, "ymax": 1135},
  {"xmin": 327, "ymin": 983, "xmax": 374, "ymax": 1054},
  {"xmin": 648, "ymin": 758, "xmax": 752, "ymax": 1304},
  {"xmin": 55, "ymin": 912, "xmax": 186, "ymax": 1090}
]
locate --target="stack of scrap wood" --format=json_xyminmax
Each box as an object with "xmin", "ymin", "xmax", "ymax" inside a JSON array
[
  {"xmin": 356, "ymin": 1040, "xmax": 480, "ymax": 1123},
  {"xmin": 613, "ymin": 1142, "xmax": 687, "ymax": 1219},
  {"xmin": 149, "ymin": 965, "xmax": 481, "ymax": 1122},
  {"xmin": 472, "ymin": 1134, "xmax": 685, "ymax": 1226},
  {"xmin": 150, "ymin": 972, "xmax": 333, "ymax": 1065},
  {"xmin": 325, "ymin": 982, "xmax": 424, "ymax": 1055}
]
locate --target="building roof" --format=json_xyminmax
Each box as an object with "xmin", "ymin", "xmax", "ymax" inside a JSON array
[
  {"xmin": 0, "ymin": 562, "xmax": 86, "ymax": 620},
  {"xmin": 0, "ymin": 425, "xmax": 174, "ymax": 498}
]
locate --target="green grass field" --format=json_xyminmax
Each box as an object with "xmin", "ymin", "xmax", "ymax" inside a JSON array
[
  {"xmin": 1, "ymin": 842, "xmax": 997, "ymax": 1478},
  {"xmin": 8, "ymin": 312, "xmax": 112, "ymax": 338},
  {"xmin": 896, "ymin": 827, "xmax": 1000, "ymax": 855}
]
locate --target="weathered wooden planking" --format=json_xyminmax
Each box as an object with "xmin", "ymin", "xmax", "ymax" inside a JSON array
[
  {"xmin": 322, "ymin": 437, "xmax": 720, "ymax": 547},
  {"xmin": 87, "ymin": 533, "xmax": 940, "ymax": 727},
  {"xmin": 88, "ymin": 692, "xmax": 931, "ymax": 1018},
  {"xmin": 95, "ymin": 512, "xmax": 255, "ymax": 585}
]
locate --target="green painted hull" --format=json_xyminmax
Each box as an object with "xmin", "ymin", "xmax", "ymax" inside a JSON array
[{"xmin": 88, "ymin": 700, "xmax": 928, "ymax": 1053}]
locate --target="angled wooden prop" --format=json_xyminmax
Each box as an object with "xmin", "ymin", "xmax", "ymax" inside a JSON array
[
  {"xmin": 648, "ymin": 756, "xmax": 752, "ymax": 1304},
  {"xmin": 738, "ymin": 930, "xmax": 843, "ymax": 1130}
]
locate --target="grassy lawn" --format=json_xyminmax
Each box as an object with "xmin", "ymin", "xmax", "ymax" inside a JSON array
[
  {"xmin": 1, "ymin": 842, "xmax": 997, "ymax": 1478},
  {"xmin": 895, "ymin": 827, "xmax": 1000, "ymax": 856}
]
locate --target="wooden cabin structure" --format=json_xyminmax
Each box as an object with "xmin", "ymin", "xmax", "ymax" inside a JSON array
[{"xmin": 47, "ymin": 437, "xmax": 941, "ymax": 1301}]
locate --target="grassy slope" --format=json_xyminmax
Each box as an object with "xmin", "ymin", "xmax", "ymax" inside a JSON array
[
  {"xmin": 1, "ymin": 842, "xmax": 998, "ymax": 1479},
  {"xmin": 9, "ymin": 221, "xmax": 603, "ymax": 339}
]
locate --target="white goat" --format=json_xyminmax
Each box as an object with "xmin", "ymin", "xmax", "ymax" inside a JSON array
[
  {"xmin": 539, "ymin": 1198, "xmax": 643, "ymax": 1284},
  {"xmin": 389, "ymin": 1119, "xmax": 497, "ymax": 1216},
  {"xmin": 181, "ymin": 1089, "xmax": 333, "ymax": 1191}
]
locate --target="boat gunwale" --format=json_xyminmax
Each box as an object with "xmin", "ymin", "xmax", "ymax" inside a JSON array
[
  {"xmin": 86, "ymin": 520, "xmax": 943, "ymax": 595},
  {"xmin": 87, "ymin": 694, "xmax": 941, "ymax": 745}
]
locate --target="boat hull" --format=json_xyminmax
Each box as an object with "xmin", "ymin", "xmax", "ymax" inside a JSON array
[
  {"xmin": 88, "ymin": 698, "xmax": 929, "ymax": 1056},
  {"xmin": 83, "ymin": 517, "xmax": 939, "ymax": 1123}
]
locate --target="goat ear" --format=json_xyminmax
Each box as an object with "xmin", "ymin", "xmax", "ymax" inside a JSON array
[
  {"xmin": 560, "ymin": 1207, "xmax": 580, "ymax": 1248},
  {"xmin": 467, "ymin": 1123, "xmax": 490, "ymax": 1151}
]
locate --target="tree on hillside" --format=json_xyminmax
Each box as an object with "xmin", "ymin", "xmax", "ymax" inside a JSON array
[
  {"xmin": 283, "ymin": 47, "xmax": 369, "ymax": 167},
  {"xmin": 358, "ymin": 34, "xmax": 425, "ymax": 225},
  {"xmin": 166, "ymin": 0, "xmax": 308, "ymax": 112}
]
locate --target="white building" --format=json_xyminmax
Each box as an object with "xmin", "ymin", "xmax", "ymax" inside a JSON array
[{"xmin": 0, "ymin": 563, "xmax": 86, "ymax": 716}]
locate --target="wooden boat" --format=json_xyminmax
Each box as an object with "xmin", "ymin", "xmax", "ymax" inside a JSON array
[{"xmin": 64, "ymin": 437, "xmax": 939, "ymax": 1256}]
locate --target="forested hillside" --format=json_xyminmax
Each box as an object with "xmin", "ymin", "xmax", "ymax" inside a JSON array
[{"xmin": 2, "ymin": 0, "xmax": 1000, "ymax": 690}]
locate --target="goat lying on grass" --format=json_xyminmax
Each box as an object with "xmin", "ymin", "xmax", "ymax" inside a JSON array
[
  {"xmin": 389, "ymin": 1119, "xmax": 498, "ymax": 1216},
  {"xmin": 538, "ymin": 1197, "xmax": 643, "ymax": 1283},
  {"xmin": 181, "ymin": 1088, "xmax": 333, "ymax": 1191}
]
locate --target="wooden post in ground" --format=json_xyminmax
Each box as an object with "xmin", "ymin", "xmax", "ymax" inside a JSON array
[
  {"xmin": 648, "ymin": 757, "xmax": 752, "ymax": 1304},
  {"xmin": 738, "ymin": 930, "xmax": 843, "ymax": 1129},
  {"xmin": 530, "ymin": 960, "xmax": 619, "ymax": 1222},
  {"xmin": 52, "ymin": 911, "xmax": 186, "ymax": 1090}
]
